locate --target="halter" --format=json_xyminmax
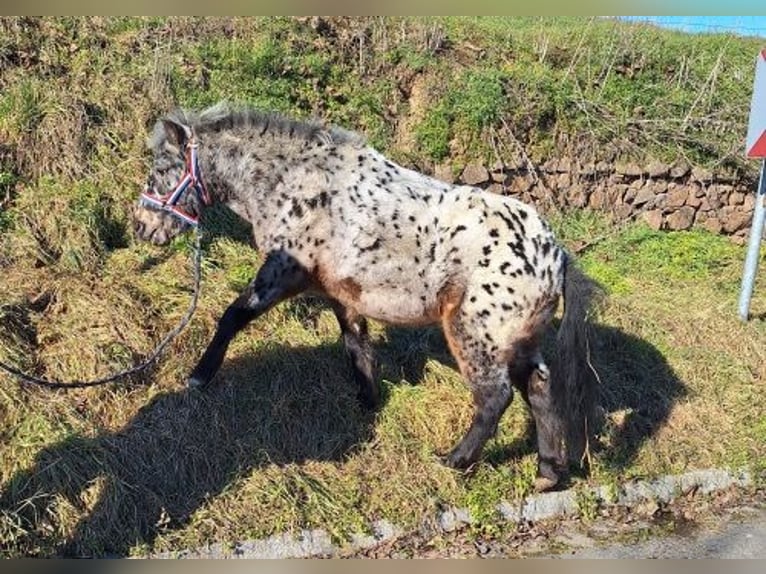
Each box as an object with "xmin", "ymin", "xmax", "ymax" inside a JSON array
[{"xmin": 140, "ymin": 138, "xmax": 212, "ymax": 226}]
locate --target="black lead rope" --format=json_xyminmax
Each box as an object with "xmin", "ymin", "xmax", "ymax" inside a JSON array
[{"xmin": 0, "ymin": 229, "xmax": 203, "ymax": 390}]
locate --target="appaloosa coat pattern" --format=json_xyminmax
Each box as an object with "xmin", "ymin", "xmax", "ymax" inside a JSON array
[{"xmin": 133, "ymin": 103, "xmax": 600, "ymax": 490}]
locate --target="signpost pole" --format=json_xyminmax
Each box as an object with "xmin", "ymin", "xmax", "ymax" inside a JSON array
[{"xmin": 738, "ymin": 159, "xmax": 766, "ymax": 321}]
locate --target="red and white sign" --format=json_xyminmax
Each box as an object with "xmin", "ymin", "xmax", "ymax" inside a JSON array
[{"xmin": 746, "ymin": 48, "xmax": 766, "ymax": 158}]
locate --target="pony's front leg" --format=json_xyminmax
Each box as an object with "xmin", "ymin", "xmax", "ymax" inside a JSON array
[{"xmin": 187, "ymin": 251, "xmax": 308, "ymax": 389}]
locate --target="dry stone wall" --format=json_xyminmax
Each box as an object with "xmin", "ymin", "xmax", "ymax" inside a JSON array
[{"xmin": 436, "ymin": 159, "xmax": 762, "ymax": 243}]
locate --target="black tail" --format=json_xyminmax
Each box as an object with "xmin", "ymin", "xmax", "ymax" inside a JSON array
[{"xmin": 550, "ymin": 255, "xmax": 603, "ymax": 468}]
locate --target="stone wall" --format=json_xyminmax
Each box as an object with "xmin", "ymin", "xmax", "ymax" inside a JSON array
[{"xmin": 434, "ymin": 159, "xmax": 762, "ymax": 243}]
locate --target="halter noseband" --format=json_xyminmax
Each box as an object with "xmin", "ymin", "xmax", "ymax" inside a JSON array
[{"xmin": 140, "ymin": 138, "xmax": 212, "ymax": 226}]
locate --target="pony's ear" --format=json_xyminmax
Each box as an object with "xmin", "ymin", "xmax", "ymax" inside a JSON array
[{"xmin": 162, "ymin": 119, "xmax": 192, "ymax": 148}]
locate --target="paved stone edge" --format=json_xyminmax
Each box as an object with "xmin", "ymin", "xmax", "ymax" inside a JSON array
[{"xmin": 154, "ymin": 468, "xmax": 753, "ymax": 559}]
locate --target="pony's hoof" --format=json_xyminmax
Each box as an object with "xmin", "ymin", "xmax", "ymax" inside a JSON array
[
  {"xmin": 533, "ymin": 475, "xmax": 560, "ymax": 492},
  {"xmin": 442, "ymin": 449, "xmax": 476, "ymax": 471}
]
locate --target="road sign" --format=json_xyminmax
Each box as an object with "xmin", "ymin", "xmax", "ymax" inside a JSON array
[
  {"xmin": 739, "ymin": 47, "xmax": 766, "ymax": 321},
  {"xmin": 746, "ymin": 49, "xmax": 766, "ymax": 158}
]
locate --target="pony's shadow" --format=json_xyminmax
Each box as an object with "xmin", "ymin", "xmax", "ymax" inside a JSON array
[
  {"xmin": 199, "ymin": 203, "xmax": 254, "ymax": 247},
  {"xmin": 0, "ymin": 341, "xmax": 379, "ymax": 558},
  {"xmin": 0, "ymin": 318, "xmax": 685, "ymax": 557},
  {"xmin": 586, "ymin": 323, "xmax": 688, "ymax": 471}
]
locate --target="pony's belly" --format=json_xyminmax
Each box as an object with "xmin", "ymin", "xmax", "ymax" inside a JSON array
[{"xmin": 356, "ymin": 290, "xmax": 439, "ymax": 326}]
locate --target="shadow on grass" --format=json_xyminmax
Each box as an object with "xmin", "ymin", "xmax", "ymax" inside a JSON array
[
  {"xmin": 588, "ymin": 323, "xmax": 687, "ymax": 472},
  {"xmin": 0, "ymin": 320, "xmax": 685, "ymax": 557},
  {"xmin": 0, "ymin": 341, "xmax": 380, "ymax": 558}
]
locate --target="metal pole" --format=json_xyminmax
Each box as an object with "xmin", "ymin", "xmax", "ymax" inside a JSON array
[{"xmin": 738, "ymin": 158, "xmax": 766, "ymax": 321}]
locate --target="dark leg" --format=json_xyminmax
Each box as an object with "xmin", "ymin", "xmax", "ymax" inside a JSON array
[
  {"xmin": 330, "ymin": 300, "xmax": 379, "ymax": 409},
  {"xmin": 444, "ymin": 362, "xmax": 514, "ymax": 469},
  {"xmin": 510, "ymin": 348, "xmax": 567, "ymax": 491},
  {"xmin": 187, "ymin": 252, "xmax": 308, "ymax": 389}
]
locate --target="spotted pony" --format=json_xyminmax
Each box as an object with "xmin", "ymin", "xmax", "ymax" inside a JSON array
[{"xmin": 133, "ymin": 103, "xmax": 601, "ymax": 490}]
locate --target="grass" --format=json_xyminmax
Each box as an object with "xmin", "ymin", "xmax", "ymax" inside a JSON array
[{"xmin": 1, "ymin": 16, "xmax": 765, "ymax": 557}]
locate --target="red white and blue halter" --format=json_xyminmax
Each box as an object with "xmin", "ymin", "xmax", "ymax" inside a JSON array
[{"xmin": 140, "ymin": 139, "xmax": 212, "ymax": 226}]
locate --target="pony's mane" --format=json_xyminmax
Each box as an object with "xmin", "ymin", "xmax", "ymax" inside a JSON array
[{"xmin": 150, "ymin": 102, "xmax": 365, "ymax": 149}]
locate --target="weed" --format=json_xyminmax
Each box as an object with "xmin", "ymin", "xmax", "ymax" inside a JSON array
[
  {"xmin": 14, "ymin": 81, "xmax": 46, "ymax": 135},
  {"xmin": 461, "ymin": 465, "xmax": 508, "ymax": 537},
  {"xmin": 415, "ymin": 105, "xmax": 452, "ymax": 162},
  {"xmin": 574, "ymin": 485, "xmax": 600, "ymax": 522},
  {"xmin": 603, "ymin": 480, "xmax": 620, "ymax": 505}
]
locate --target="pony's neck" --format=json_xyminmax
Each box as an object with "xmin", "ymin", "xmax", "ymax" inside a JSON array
[
  {"xmin": 195, "ymin": 130, "xmax": 279, "ymax": 209},
  {"xmin": 195, "ymin": 126, "xmax": 356, "ymax": 211}
]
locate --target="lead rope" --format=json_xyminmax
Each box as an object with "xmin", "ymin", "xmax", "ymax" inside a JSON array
[{"xmin": 0, "ymin": 228, "xmax": 204, "ymax": 390}]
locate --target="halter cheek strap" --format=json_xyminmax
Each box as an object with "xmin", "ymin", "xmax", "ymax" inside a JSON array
[{"xmin": 140, "ymin": 139, "xmax": 212, "ymax": 226}]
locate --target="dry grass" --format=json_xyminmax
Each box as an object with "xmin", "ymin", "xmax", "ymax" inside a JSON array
[{"xmin": 1, "ymin": 17, "xmax": 765, "ymax": 557}]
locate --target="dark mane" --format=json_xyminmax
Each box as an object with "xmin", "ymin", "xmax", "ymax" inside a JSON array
[{"xmin": 151, "ymin": 102, "xmax": 365, "ymax": 149}]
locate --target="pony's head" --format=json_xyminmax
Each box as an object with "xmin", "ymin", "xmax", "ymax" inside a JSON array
[{"xmin": 133, "ymin": 115, "xmax": 210, "ymax": 245}]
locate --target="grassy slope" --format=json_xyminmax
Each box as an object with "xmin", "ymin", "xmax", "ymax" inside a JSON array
[{"xmin": 0, "ymin": 17, "xmax": 764, "ymax": 557}]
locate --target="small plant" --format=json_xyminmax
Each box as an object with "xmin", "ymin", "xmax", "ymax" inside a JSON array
[
  {"xmin": 415, "ymin": 105, "xmax": 452, "ymax": 161},
  {"xmin": 462, "ymin": 465, "xmax": 507, "ymax": 537},
  {"xmin": 415, "ymin": 68, "xmax": 510, "ymax": 162},
  {"xmin": 16, "ymin": 80, "xmax": 45, "ymax": 134},
  {"xmin": 452, "ymin": 69, "xmax": 506, "ymax": 134},
  {"xmin": 574, "ymin": 485, "xmax": 600, "ymax": 522},
  {"xmin": 0, "ymin": 166, "xmax": 15, "ymax": 234}
]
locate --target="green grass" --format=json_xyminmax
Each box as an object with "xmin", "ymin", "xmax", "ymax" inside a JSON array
[
  {"xmin": 414, "ymin": 68, "xmax": 509, "ymax": 162},
  {"xmin": 580, "ymin": 225, "xmax": 748, "ymax": 296},
  {"xmin": 1, "ymin": 16, "xmax": 765, "ymax": 557}
]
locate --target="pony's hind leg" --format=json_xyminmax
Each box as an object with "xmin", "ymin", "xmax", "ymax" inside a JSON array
[
  {"xmin": 440, "ymin": 303, "xmax": 567, "ymax": 489},
  {"xmin": 444, "ymin": 362, "xmax": 514, "ymax": 469},
  {"xmin": 441, "ymin": 310, "xmax": 514, "ymax": 469},
  {"xmin": 509, "ymin": 348, "xmax": 567, "ymax": 491},
  {"xmin": 330, "ymin": 301, "xmax": 379, "ymax": 409}
]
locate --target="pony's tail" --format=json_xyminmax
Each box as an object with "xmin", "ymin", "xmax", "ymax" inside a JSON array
[{"xmin": 550, "ymin": 255, "xmax": 602, "ymax": 469}]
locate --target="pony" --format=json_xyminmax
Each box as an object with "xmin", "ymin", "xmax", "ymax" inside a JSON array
[{"xmin": 133, "ymin": 103, "xmax": 601, "ymax": 490}]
